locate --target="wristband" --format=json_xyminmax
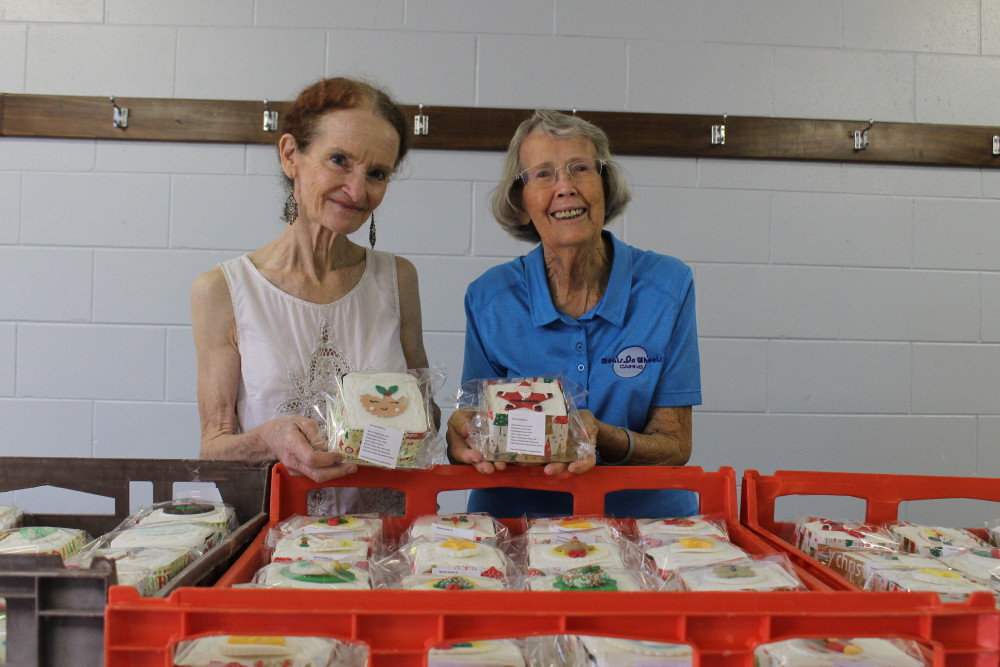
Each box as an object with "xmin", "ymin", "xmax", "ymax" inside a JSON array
[{"xmin": 604, "ymin": 427, "xmax": 635, "ymax": 466}]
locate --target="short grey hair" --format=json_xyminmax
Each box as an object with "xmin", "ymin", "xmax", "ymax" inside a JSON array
[{"xmin": 489, "ymin": 109, "xmax": 632, "ymax": 243}]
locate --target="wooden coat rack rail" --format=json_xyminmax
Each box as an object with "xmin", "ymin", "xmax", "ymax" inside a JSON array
[{"xmin": 1, "ymin": 93, "xmax": 999, "ymax": 168}]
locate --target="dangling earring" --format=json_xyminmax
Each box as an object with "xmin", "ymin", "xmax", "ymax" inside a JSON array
[
  {"xmin": 282, "ymin": 192, "xmax": 298, "ymax": 225},
  {"xmin": 368, "ymin": 213, "xmax": 376, "ymax": 248}
]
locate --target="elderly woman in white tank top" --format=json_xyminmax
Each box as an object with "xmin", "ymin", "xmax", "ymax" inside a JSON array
[{"xmin": 191, "ymin": 77, "xmax": 434, "ymax": 513}]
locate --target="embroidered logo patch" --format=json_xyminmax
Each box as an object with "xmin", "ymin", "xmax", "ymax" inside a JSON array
[{"xmin": 604, "ymin": 345, "xmax": 662, "ymax": 378}]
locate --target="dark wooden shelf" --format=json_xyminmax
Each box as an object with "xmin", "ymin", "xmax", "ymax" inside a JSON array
[{"xmin": 2, "ymin": 93, "xmax": 998, "ymax": 168}]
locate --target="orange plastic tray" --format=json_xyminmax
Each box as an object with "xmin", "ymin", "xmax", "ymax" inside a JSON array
[
  {"xmin": 740, "ymin": 469, "xmax": 1000, "ymax": 593},
  {"xmin": 103, "ymin": 465, "xmax": 1000, "ymax": 666}
]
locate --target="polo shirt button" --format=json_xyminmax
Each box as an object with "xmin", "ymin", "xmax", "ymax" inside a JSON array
[
  {"xmin": 575, "ymin": 342, "xmax": 583, "ymax": 351},
  {"xmin": 577, "ymin": 364, "xmax": 585, "ymax": 372}
]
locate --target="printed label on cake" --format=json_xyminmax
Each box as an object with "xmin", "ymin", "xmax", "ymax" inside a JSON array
[
  {"xmin": 505, "ymin": 410, "xmax": 546, "ymax": 455},
  {"xmin": 431, "ymin": 566, "xmax": 484, "ymax": 577},
  {"xmin": 430, "ymin": 522, "xmax": 475, "ymax": 542},
  {"xmin": 358, "ymin": 423, "xmax": 404, "ymax": 468}
]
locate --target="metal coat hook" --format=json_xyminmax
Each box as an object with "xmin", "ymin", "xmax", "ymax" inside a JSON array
[
  {"xmin": 262, "ymin": 99, "xmax": 279, "ymax": 132},
  {"xmin": 993, "ymin": 135, "xmax": 999, "ymax": 156},
  {"xmin": 711, "ymin": 113, "xmax": 727, "ymax": 145},
  {"xmin": 110, "ymin": 96, "xmax": 128, "ymax": 129},
  {"xmin": 852, "ymin": 119, "xmax": 873, "ymax": 151},
  {"xmin": 414, "ymin": 104, "xmax": 429, "ymax": 136},
  {"xmin": 572, "ymin": 108, "xmax": 578, "ymax": 117}
]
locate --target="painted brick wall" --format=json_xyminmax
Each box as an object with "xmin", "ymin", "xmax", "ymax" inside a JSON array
[{"xmin": 2, "ymin": 1, "xmax": 999, "ymax": 520}]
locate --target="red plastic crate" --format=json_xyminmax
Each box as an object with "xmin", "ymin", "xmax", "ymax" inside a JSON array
[
  {"xmin": 103, "ymin": 465, "xmax": 1000, "ymax": 666},
  {"xmin": 740, "ymin": 469, "xmax": 1000, "ymax": 593}
]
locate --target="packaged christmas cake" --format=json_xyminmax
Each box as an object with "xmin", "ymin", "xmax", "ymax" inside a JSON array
[
  {"xmin": 754, "ymin": 637, "xmax": 927, "ymax": 666},
  {"xmin": 0, "ymin": 526, "xmax": 88, "ymax": 561},
  {"xmin": 794, "ymin": 516, "xmax": 898, "ymax": 556},
  {"xmin": 458, "ymin": 376, "xmax": 594, "ymax": 463},
  {"xmin": 815, "ymin": 546, "xmax": 936, "ymax": 588},
  {"xmin": 635, "ymin": 513, "xmax": 728, "ymax": 547},
  {"xmin": 677, "ymin": 555, "xmax": 805, "ymax": 592},
  {"xmin": 579, "ymin": 636, "xmax": 694, "ymax": 666},
  {"xmin": 66, "ymin": 545, "xmax": 193, "ymax": 596},
  {"xmin": 322, "ymin": 369, "xmax": 443, "ymax": 468},
  {"xmin": 527, "ymin": 535, "xmax": 626, "ymax": 575},
  {"xmin": 173, "ymin": 635, "xmax": 367, "ymax": 667},
  {"xmin": 428, "ymin": 640, "xmax": 526, "ymax": 666},
  {"xmin": 406, "ymin": 513, "xmax": 504, "ymax": 545},
  {"xmin": 0, "ymin": 506, "xmax": 23, "ymax": 532},
  {"xmin": 106, "ymin": 521, "xmax": 218, "ymax": 554},
  {"xmin": 270, "ymin": 534, "xmax": 369, "ymax": 566},
  {"xmin": 251, "ymin": 559, "xmax": 372, "ymax": 590},
  {"xmin": 400, "ymin": 573, "xmax": 507, "ymax": 591},
  {"xmin": 526, "ymin": 565, "xmax": 649, "ymax": 592},
  {"xmin": 886, "ymin": 521, "xmax": 990, "ymax": 557},
  {"xmin": 130, "ymin": 498, "xmax": 237, "ymax": 534},
  {"xmin": 643, "ymin": 535, "xmax": 749, "ymax": 580},
  {"xmin": 866, "ymin": 566, "xmax": 994, "ymax": 603}
]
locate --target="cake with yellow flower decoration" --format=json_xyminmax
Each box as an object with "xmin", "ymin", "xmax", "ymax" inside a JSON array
[
  {"xmin": 411, "ymin": 537, "xmax": 508, "ymax": 577},
  {"xmin": 525, "ymin": 516, "xmax": 617, "ymax": 544},
  {"xmin": 400, "ymin": 573, "xmax": 507, "ymax": 591},
  {"xmin": 644, "ymin": 536, "xmax": 749, "ymax": 578}
]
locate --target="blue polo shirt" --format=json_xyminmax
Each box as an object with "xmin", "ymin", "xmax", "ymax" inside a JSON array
[{"xmin": 462, "ymin": 231, "xmax": 701, "ymax": 518}]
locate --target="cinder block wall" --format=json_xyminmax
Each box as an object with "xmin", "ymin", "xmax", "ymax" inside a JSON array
[{"xmin": 2, "ymin": 1, "xmax": 999, "ymax": 518}]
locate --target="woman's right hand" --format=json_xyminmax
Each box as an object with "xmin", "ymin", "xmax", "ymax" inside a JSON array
[
  {"xmin": 446, "ymin": 408, "xmax": 506, "ymax": 474},
  {"xmin": 261, "ymin": 415, "xmax": 358, "ymax": 483}
]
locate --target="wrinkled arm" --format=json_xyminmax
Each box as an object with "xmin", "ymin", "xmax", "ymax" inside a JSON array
[
  {"xmin": 191, "ymin": 267, "xmax": 355, "ymax": 482},
  {"xmin": 596, "ymin": 405, "xmax": 692, "ymax": 466}
]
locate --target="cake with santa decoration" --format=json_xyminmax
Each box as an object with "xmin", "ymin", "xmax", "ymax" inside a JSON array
[{"xmin": 482, "ymin": 377, "xmax": 572, "ymax": 462}]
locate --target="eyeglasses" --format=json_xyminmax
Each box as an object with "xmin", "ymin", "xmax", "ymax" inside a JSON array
[{"xmin": 517, "ymin": 159, "xmax": 606, "ymax": 188}]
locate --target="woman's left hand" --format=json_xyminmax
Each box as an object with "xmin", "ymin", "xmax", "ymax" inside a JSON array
[{"xmin": 543, "ymin": 408, "xmax": 599, "ymax": 475}]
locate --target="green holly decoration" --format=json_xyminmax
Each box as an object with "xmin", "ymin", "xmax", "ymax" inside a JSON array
[{"xmin": 375, "ymin": 385, "xmax": 398, "ymax": 397}]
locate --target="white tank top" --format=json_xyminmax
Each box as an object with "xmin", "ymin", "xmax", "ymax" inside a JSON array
[{"xmin": 220, "ymin": 249, "xmax": 408, "ymax": 432}]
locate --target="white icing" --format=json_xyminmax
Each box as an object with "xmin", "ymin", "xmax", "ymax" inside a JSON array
[
  {"xmin": 412, "ymin": 540, "xmax": 507, "ymax": 574},
  {"xmin": 138, "ymin": 503, "xmax": 233, "ymax": 528},
  {"xmin": 257, "ymin": 560, "xmax": 371, "ymax": 590},
  {"xmin": 409, "ymin": 514, "xmax": 497, "ymax": 543},
  {"xmin": 270, "ymin": 535, "xmax": 369, "ymax": 564},
  {"xmin": 0, "ymin": 527, "xmax": 87, "ymax": 559},
  {"xmin": 428, "ymin": 640, "xmax": 526, "ymax": 666},
  {"xmin": 109, "ymin": 523, "xmax": 216, "ymax": 552},
  {"xmin": 342, "ymin": 371, "xmax": 427, "ymax": 433},
  {"xmin": 527, "ymin": 541, "xmax": 624, "ymax": 574},
  {"xmin": 679, "ymin": 561, "xmax": 802, "ymax": 592},
  {"xmin": 646, "ymin": 538, "xmax": 748, "ymax": 572}
]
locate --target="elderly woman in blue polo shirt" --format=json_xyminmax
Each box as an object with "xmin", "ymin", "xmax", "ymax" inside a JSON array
[{"xmin": 446, "ymin": 109, "xmax": 702, "ymax": 518}]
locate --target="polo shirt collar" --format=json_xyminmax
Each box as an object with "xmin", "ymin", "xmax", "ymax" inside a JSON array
[{"xmin": 525, "ymin": 230, "xmax": 631, "ymax": 327}]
